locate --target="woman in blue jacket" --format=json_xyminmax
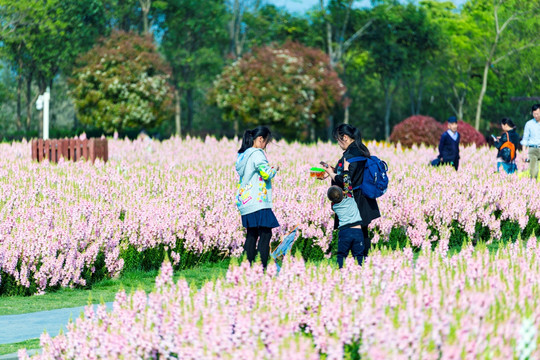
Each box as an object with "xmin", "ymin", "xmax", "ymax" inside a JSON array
[{"xmin": 235, "ymin": 126, "xmax": 279, "ymax": 268}]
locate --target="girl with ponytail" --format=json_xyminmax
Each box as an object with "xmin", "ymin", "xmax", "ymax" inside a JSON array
[
  {"xmin": 325, "ymin": 123, "xmax": 380, "ymax": 264},
  {"xmin": 235, "ymin": 126, "xmax": 280, "ymax": 268}
]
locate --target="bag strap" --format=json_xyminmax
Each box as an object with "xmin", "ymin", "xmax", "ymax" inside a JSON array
[{"xmin": 347, "ymin": 156, "xmax": 369, "ymax": 163}]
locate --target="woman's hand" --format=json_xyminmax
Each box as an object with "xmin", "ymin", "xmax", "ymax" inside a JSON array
[{"xmin": 343, "ymin": 159, "xmax": 350, "ymax": 171}]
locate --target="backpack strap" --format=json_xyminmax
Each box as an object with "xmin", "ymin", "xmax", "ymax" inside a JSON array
[
  {"xmin": 344, "ymin": 157, "xmax": 369, "ymax": 190},
  {"xmin": 347, "ymin": 156, "xmax": 369, "ymax": 163}
]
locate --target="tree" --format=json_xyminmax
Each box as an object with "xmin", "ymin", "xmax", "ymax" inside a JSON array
[
  {"xmin": 315, "ymin": 0, "xmax": 375, "ymax": 128},
  {"xmin": 69, "ymin": 31, "xmax": 173, "ymax": 133},
  {"xmin": 421, "ymin": 0, "xmax": 478, "ymax": 121},
  {"xmin": 160, "ymin": 0, "xmax": 228, "ymax": 136},
  {"xmin": 0, "ymin": 0, "xmax": 107, "ymax": 135},
  {"xmin": 209, "ymin": 41, "xmax": 346, "ymax": 141},
  {"xmin": 466, "ymin": 0, "xmax": 540, "ymax": 130},
  {"xmin": 226, "ymin": 0, "xmax": 261, "ymax": 59},
  {"xmin": 361, "ymin": 2, "xmax": 440, "ymax": 140}
]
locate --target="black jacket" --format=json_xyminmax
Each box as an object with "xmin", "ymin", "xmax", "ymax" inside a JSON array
[
  {"xmin": 494, "ymin": 129, "xmax": 521, "ymax": 160},
  {"xmin": 438, "ymin": 131, "xmax": 460, "ymax": 164},
  {"xmin": 332, "ymin": 142, "xmax": 381, "ymax": 229}
]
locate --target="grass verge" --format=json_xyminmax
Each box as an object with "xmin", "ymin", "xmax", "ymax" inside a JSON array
[
  {"xmin": 0, "ymin": 259, "xmax": 230, "ymax": 316},
  {"xmin": 0, "ymin": 338, "xmax": 40, "ymax": 356}
]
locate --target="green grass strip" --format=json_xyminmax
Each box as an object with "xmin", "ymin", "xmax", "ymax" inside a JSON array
[{"xmin": 0, "ymin": 260, "xmax": 230, "ymax": 316}]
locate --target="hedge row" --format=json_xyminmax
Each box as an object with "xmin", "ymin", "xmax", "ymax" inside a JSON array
[{"xmin": 1, "ymin": 215, "xmax": 539, "ymax": 296}]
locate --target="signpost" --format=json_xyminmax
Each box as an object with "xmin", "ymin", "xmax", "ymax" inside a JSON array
[{"xmin": 36, "ymin": 87, "xmax": 50, "ymax": 139}]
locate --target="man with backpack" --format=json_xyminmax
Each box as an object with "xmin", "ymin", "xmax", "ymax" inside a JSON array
[
  {"xmin": 493, "ymin": 118, "xmax": 520, "ymax": 174},
  {"xmin": 324, "ymin": 124, "xmax": 388, "ymax": 264}
]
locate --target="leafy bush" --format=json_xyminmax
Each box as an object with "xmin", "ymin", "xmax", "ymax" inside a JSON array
[
  {"xmin": 209, "ymin": 41, "xmax": 346, "ymax": 140},
  {"xmin": 455, "ymin": 120, "xmax": 487, "ymax": 146},
  {"xmin": 389, "ymin": 115, "xmax": 443, "ymax": 148},
  {"xmin": 390, "ymin": 116, "xmax": 487, "ymax": 148},
  {"xmin": 69, "ymin": 30, "xmax": 173, "ymax": 133}
]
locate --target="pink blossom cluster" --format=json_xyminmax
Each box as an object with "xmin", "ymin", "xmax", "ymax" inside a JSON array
[
  {"xmin": 0, "ymin": 137, "xmax": 537, "ymax": 293},
  {"xmin": 20, "ymin": 240, "xmax": 540, "ymax": 359}
]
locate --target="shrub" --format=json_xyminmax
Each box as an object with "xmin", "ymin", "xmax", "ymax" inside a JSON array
[
  {"xmin": 454, "ymin": 120, "xmax": 487, "ymax": 146},
  {"xmin": 209, "ymin": 41, "xmax": 346, "ymax": 141},
  {"xmin": 389, "ymin": 115, "xmax": 443, "ymax": 148},
  {"xmin": 69, "ymin": 30, "xmax": 174, "ymax": 133},
  {"xmin": 390, "ymin": 116, "xmax": 487, "ymax": 148}
]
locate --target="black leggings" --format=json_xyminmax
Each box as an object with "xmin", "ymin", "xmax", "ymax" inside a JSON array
[
  {"xmin": 245, "ymin": 227, "xmax": 272, "ymax": 268},
  {"xmin": 361, "ymin": 227, "xmax": 371, "ymax": 258}
]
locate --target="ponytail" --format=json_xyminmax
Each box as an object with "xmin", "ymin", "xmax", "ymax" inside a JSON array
[
  {"xmin": 501, "ymin": 117, "xmax": 516, "ymax": 129},
  {"xmin": 332, "ymin": 123, "xmax": 370, "ymax": 157},
  {"xmin": 238, "ymin": 126, "xmax": 272, "ymax": 153}
]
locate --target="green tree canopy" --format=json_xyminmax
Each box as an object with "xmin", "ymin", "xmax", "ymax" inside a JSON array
[{"xmin": 69, "ymin": 30, "xmax": 173, "ymax": 133}]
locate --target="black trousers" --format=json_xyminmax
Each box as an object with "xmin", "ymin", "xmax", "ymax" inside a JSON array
[
  {"xmin": 245, "ymin": 227, "xmax": 272, "ymax": 268},
  {"xmin": 361, "ymin": 226, "xmax": 370, "ymax": 259}
]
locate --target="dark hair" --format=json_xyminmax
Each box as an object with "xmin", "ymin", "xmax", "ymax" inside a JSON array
[
  {"xmin": 238, "ymin": 126, "xmax": 272, "ymax": 153},
  {"xmin": 332, "ymin": 124, "xmax": 370, "ymax": 157},
  {"xmin": 327, "ymin": 186, "xmax": 344, "ymax": 203},
  {"xmin": 533, "ymin": 104, "xmax": 540, "ymax": 112},
  {"xmin": 501, "ymin": 117, "xmax": 516, "ymax": 129}
]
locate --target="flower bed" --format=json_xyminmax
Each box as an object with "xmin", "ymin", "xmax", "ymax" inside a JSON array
[
  {"xmin": 20, "ymin": 240, "xmax": 540, "ymax": 359},
  {"xmin": 0, "ymin": 137, "xmax": 538, "ymax": 295}
]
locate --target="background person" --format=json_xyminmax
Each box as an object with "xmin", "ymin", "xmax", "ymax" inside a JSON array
[
  {"xmin": 521, "ymin": 104, "xmax": 540, "ymax": 179},
  {"xmin": 327, "ymin": 124, "xmax": 380, "ymax": 264},
  {"xmin": 493, "ymin": 117, "xmax": 520, "ymax": 174},
  {"xmin": 436, "ymin": 116, "xmax": 460, "ymax": 170},
  {"xmin": 235, "ymin": 126, "xmax": 279, "ymax": 268}
]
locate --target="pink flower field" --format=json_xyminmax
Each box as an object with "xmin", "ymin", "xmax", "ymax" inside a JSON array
[
  {"xmin": 20, "ymin": 241, "xmax": 540, "ymax": 359},
  {"xmin": 0, "ymin": 137, "xmax": 538, "ymax": 294}
]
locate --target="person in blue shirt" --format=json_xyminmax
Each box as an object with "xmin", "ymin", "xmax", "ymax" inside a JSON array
[
  {"xmin": 521, "ymin": 104, "xmax": 540, "ymax": 179},
  {"xmin": 323, "ymin": 159, "xmax": 364, "ymax": 268},
  {"xmin": 436, "ymin": 116, "xmax": 460, "ymax": 170},
  {"xmin": 235, "ymin": 126, "xmax": 280, "ymax": 268}
]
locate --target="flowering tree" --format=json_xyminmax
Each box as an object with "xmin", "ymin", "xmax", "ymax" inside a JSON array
[
  {"xmin": 209, "ymin": 41, "xmax": 346, "ymax": 140},
  {"xmin": 69, "ymin": 30, "xmax": 173, "ymax": 133}
]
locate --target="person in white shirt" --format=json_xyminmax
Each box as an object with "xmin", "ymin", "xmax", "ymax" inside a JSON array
[{"xmin": 521, "ymin": 104, "xmax": 540, "ymax": 179}]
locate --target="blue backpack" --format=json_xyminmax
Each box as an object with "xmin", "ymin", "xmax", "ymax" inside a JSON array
[{"xmin": 347, "ymin": 156, "xmax": 389, "ymax": 199}]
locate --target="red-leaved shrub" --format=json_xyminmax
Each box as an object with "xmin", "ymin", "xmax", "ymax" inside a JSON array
[
  {"xmin": 453, "ymin": 120, "xmax": 487, "ymax": 147},
  {"xmin": 390, "ymin": 115, "xmax": 487, "ymax": 148},
  {"xmin": 389, "ymin": 115, "xmax": 442, "ymax": 148}
]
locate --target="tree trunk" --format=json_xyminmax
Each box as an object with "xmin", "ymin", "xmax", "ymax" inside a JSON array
[
  {"xmin": 139, "ymin": 0, "xmax": 151, "ymax": 34},
  {"xmin": 25, "ymin": 72, "xmax": 34, "ymax": 132},
  {"xmin": 474, "ymin": 60, "xmax": 491, "ymax": 131},
  {"xmin": 16, "ymin": 62, "xmax": 22, "ymax": 131},
  {"xmin": 457, "ymin": 96, "xmax": 464, "ymax": 121},
  {"xmin": 186, "ymin": 88, "xmax": 194, "ymax": 132},
  {"xmin": 327, "ymin": 115, "xmax": 334, "ymax": 141},
  {"xmin": 383, "ymin": 87, "xmax": 393, "ymax": 141},
  {"xmin": 174, "ymin": 87, "xmax": 182, "ymax": 137},
  {"xmin": 344, "ymin": 105, "xmax": 349, "ymax": 124}
]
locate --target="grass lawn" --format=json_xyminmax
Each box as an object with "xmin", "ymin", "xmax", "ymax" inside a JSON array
[
  {"xmin": 0, "ymin": 338, "xmax": 41, "ymax": 356},
  {"xmin": 0, "ymin": 260, "xmax": 231, "ymax": 356},
  {"xmin": 0, "ymin": 259, "xmax": 231, "ymax": 316}
]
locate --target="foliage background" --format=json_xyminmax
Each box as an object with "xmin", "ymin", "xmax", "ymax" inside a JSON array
[{"xmin": 0, "ymin": 0, "xmax": 539, "ymax": 140}]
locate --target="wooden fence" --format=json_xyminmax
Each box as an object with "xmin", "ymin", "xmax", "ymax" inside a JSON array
[{"xmin": 31, "ymin": 138, "xmax": 108, "ymax": 163}]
